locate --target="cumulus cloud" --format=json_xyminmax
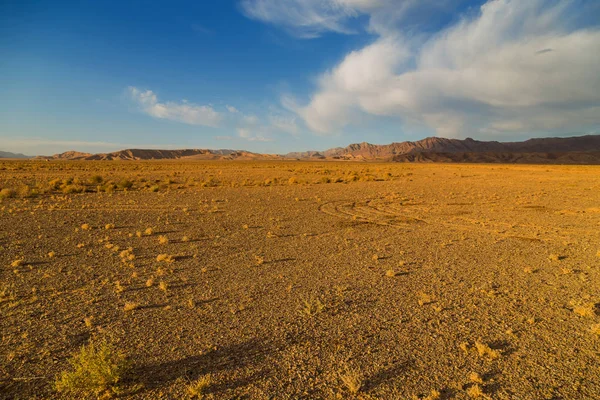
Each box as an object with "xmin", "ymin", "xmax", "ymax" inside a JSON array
[
  {"xmin": 246, "ymin": 0, "xmax": 600, "ymax": 138},
  {"xmin": 226, "ymin": 105, "xmax": 239, "ymax": 113},
  {"xmin": 127, "ymin": 86, "xmax": 222, "ymax": 127}
]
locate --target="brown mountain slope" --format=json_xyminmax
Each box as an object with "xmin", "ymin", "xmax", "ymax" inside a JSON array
[
  {"xmin": 317, "ymin": 135, "xmax": 600, "ymax": 159},
  {"xmin": 37, "ymin": 149, "xmax": 283, "ymax": 161},
  {"xmin": 393, "ymin": 151, "xmax": 600, "ymax": 164}
]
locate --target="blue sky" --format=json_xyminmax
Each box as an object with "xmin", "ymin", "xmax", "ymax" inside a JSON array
[{"xmin": 1, "ymin": 0, "xmax": 599, "ymax": 155}]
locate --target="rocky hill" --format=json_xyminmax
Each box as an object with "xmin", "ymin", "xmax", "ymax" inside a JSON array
[
  {"xmin": 36, "ymin": 148, "xmax": 283, "ymax": 161},
  {"xmin": 287, "ymin": 135, "xmax": 600, "ymax": 163}
]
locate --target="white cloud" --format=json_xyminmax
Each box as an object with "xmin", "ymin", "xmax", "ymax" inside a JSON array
[
  {"xmin": 226, "ymin": 105, "xmax": 239, "ymax": 113},
  {"xmin": 237, "ymin": 127, "xmax": 273, "ymax": 142},
  {"xmin": 127, "ymin": 86, "xmax": 222, "ymax": 127},
  {"xmin": 281, "ymin": 0, "xmax": 600, "ymax": 137}
]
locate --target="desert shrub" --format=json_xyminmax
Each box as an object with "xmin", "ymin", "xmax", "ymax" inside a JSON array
[
  {"xmin": 54, "ymin": 340, "xmax": 131, "ymax": 397},
  {"xmin": 187, "ymin": 375, "xmax": 211, "ymax": 398},
  {"xmin": 117, "ymin": 179, "xmax": 134, "ymax": 190},
  {"xmin": 0, "ymin": 188, "xmax": 16, "ymax": 199},
  {"xmin": 299, "ymin": 296, "xmax": 325, "ymax": 317},
  {"xmin": 18, "ymin": 185, "xmax": 38, "ymax": 198},
  {"xmin": 339, "ymin": 367, "xmax": 363, "ymax": 394},
  {"xmin": 62, "ymin": 184, "xmax": 85, "ymax": 194},
  {"xmin": 89, "ymin": 175, "xmax": 103, "ymax": 184}
]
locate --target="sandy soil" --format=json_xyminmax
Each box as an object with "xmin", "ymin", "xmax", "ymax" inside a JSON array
[{"xmin": 1, "ymin": 161, "xmax": 600, "ymax": 399}]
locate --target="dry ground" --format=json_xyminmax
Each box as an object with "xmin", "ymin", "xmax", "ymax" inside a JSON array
[{"xmin": 1, "ymin": 160, "xmax": 600, "ymax": 399}]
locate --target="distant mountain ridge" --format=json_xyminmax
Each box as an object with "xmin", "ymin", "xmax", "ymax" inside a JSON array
[
  {"xmin": 21, "ymin": 134, "xmax": 600, "ymax": 164},
  {"xmin": 0, "ymin": 150, "xmax": 31, "ymax": 159},
  {"xmin": 287, "ymin": 135, "xmax": 600, "ymax": 160},
  {"xmin": 36, "ymin": 148, "xmax": 283, "ymax": 161}
]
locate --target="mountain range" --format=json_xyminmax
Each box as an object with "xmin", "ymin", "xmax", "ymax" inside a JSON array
[
  {"xmin": 2, "ymin": 134, "xmax": 600, "ymax": 164},
  {"xmin": 0, "ymin": 150, "xmax": 31, "ymax": 159}
]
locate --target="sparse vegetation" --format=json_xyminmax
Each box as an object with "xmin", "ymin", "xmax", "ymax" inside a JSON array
[
  {"xmin": 474, "ymin": 341, "xmax": 500, "ymax": 360},
  {"xmin": 339, "ymin": 367, "xmax": 363, "ymax": 394},
  {"xmin": 2, "ymin": 160, "xmax": 600, "ymax": 399},
  {"xmin": 54, "ymin": 340, "xmax": 131, "ymax": 397},
  {"xmin": 186, "ymin": 375, "xmax": 211, "ymax": 398},
  {"xmin": 299, "ymin": 295, "xmax": 325, "ymax": 317}
]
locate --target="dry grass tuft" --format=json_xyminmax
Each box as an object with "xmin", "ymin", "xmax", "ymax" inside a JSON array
[
  {"xmin": 81, "ymin": 223, "xmax": 91, "ymax": 230},
  {"xmin": 0, "ymin": 283, "xmax": 16, "ymax": 303},
  {"xmin": 48, "ymin": 251, "xmax": 56, "ymax": 258},
  {"xmin": 423, "ymin": 390, "xmax": 441, "ymax": 400},
  {"xmin": 573, "ymin": 303, "xmax": 597, "ymax": 318},
  {"xmin": 474, "ymin": 342, "xmax": 500, "ymax": 360},
  {"xmin": 156, "ymin": 254, "xmax": 175, "ymax": 263},
  {"xmin": 146, "ymin": 278, "xmax": 154, "ymax": 287},
  {"xmin": 417, "ymin": 292, "xmax": 433, "ymax": 306},
  {"xmin": 339, "ymin": 367, "xmax": 363, "ymax": 394},
  {"xmin": 186, "ymin": 374, "xmax": 211, "ymax": 399},
  {"xmin": 469, "ymin": 372, "xmax": 484, "ymax": 384},
  {"xmin": 54, "ymin": 340, "xmax": 130, "ymax": 397},
  {"xmin": 591, "ymin": 324, "xmax": 600, "ymax": 335},
  {"xmin": 466, "ymin": 384, "xmax": 485, "ymax": 398},
  {"xmin": 10, "ymin": 259, "xmax": 23, "ymax": 267},
  {"xmin": 548, "ymin": 254, "xmax": 562, "ymax": 261},
  {"xmin": 123, "ymin": 302, "xmax": 139, "ymax": 311},
  {"xmin": 299, "ymin": 296, "xmax": 325, "ymax": 317},
  {"xmin": 144, "ymin": 227, "xmax": 154, "ymax": 236},
  {"xmin": 105, "ymin": 223, "xmax": 115, "ymax": 230},
  {"xmin": 158, "ymin": 235, "xmax": 169, "ymax": 244},
  {"xmin": 159, "ymin": 281, "xmax": 168, "ymax": 293}
]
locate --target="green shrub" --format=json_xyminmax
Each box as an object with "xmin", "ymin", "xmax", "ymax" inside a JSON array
[{"xmin": 55, "ymin": 340, "xmax": 131, "ymax": 397}]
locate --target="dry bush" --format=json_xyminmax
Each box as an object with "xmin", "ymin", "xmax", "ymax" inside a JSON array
[
  {"xmin": 417, "ymin": 292, "xmax": 433, "ymax": 306},
  {"xmin": 474, "ymin": 342, "xmax": 500, "ymax": 360},
  {"xmin": 54, "ymin": 340, "xmax": 131, "ymax": 397},
  {"xmin": 159, "ymin": 281, "xmax": 168, "ymax": 293},
  {"xmin": 157, "ymin": 254, "xmax": 175, "ymax": 263},
  {"xmin": 466, "ymin": 384, "xmax": 485, "ymax": 398},
  {"xmin": 10, "ymin": 259, "xmax": 24, "ymax": 267},
  {"xmin": 299, "ymin": 296, "xmax": 325, "ymax": 317},
  {"xmin": 123, "ymin": 302, "xmax": 139, "ymax": 312},
  {"xmin": 187, "ymin": 375, "xmax": 211, "ymax": 398},
  {"xmin": 573, "ymin": 302, "xmax": 597, "ymax": 318},
  {"xmin": 158, "ymin": 235, "xmax": 169, "ymax": 244},
  {"xmin": 0, "ymin": 188, "xmax": 16, "ymax": 199},
  {"xmin": 339, "ymin": 367, "xmax": 363, "ymax": 394},
  {"xmin": 0, "ymin": 283, "xmax": 16, "ymax": 303},
  {"xmin": 469, "ymin": 372, "xmax": 484, "ymax": 384}
]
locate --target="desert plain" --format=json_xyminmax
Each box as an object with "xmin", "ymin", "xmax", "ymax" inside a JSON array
[{"xmin": 1, "ymin": 160, "xmax": 600, "ymax": 399}]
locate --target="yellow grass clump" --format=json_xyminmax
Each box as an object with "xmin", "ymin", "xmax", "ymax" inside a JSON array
[
  {"xmin": 54, "ymin": 340, "xmax": 131, "ymax": 397},
  {"xmin": 474, "ymin": 342, "xmax": 500, "ymax": 360},
  {"xmin": 339, "ymin": 367, "xmax": 363, "ymax": 394},
  {"xmin": 187, "ymin": 374, "xmax": 211, "ymax": 398},
  {"xmin": 156, "ymin": 254, "xmax": 175, "ymax": 263}
]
